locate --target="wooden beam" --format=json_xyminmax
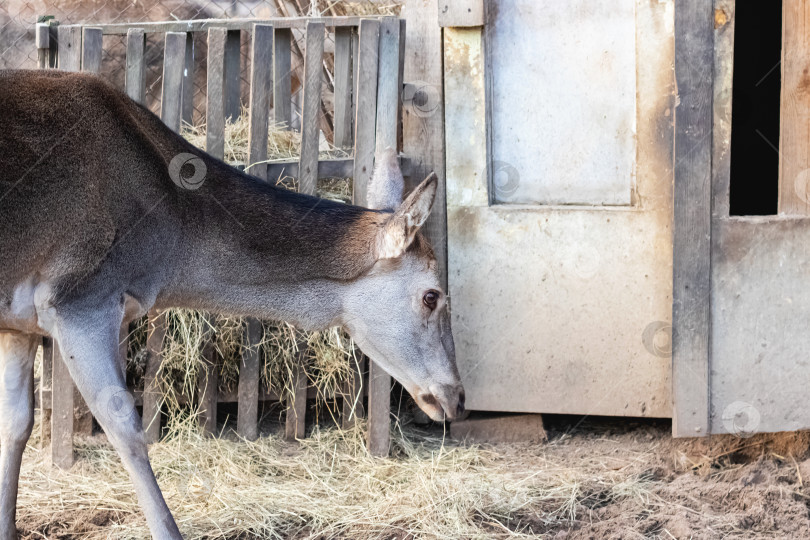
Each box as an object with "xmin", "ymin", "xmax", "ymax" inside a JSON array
[
  {"xmin": 36, "ymin": 23, "xmax": 50, "ymax": 69},
  {"xmin": 298, "ymin": 22, "xmax": 325, "ymax": 195},
  {"xmin": 352, "ymin": 19, "xmax": 380, "ymax": 206},
  {"xmin": 672, "ymin": 0, "xmax": 713, "ymax": 438},
  {"xmin": 206, "ymin": 28, "xmax": 228, "ymax": 160},
  {"xmin": 402, "ymin": 0, "xmax": 448, "ymax": 289},
  {"xmin": 238, "ymin": 319, "xmax": 262, "ymax": 441},
  {"xmin": 181, "ymin": 32, "xmax": 195, "ymax": 127},
  {"xmin": 143, "ymin": 310, "xmax": 165, "ymax": 443},
  {"xmin": 83, "ymin": 17, "xmax": 374, "ymax": 36},
  {"xmin": 161, "ymin": 32, "xmax": 187, "ymax": 133},
  {"xmin": 51, "ymin": 344, "xmax": 74, "ymax": 468},
  {"xmin": 273, "ymin": 28, "xmax": 293, "ymax": 128},
  {"xmin": 778, "ymin": 0, "xmax": 810, "ymax": 215},
  {"xmin": 197, "ymin": 335, "xmax": 218, "ymax": 436},
  {"xmin": 57, "ymin": 25, "xmax": 82, "ymax": 72},
  {"xmin": 81, "ymin": 27, "xmax": 102, "ymax": 73},
  {"xmin": 125, "ymin": 29, "xmax": 146, "ymax": 105},
  {"xmin": 39, "ymin": 338, "xmax": 53, "ymax": 446},
  {"xmin": 284, "ymin": 357, "xmax": 308, "ymax": 441},
  {"xmin": 333, "ymin": 27, "xmax": 354, "ymax": 149},
  {"xmin": 247, "ymin": 24, "xmax": 274, "ymax": 181}
]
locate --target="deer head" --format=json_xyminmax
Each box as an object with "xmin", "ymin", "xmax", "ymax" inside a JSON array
[{"xmin": 341, "ymin": 149, "xmax": 465, "ymax": 421}]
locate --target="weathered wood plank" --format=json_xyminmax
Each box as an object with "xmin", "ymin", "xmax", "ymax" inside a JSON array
[
  {"xmin": 779, "ymin": 0, "xmax": 810, "ymax": 215},
  {"xmin": 161, "ymin": 32, "xmax": 187, "ymax": 133},
  {"xmin": 247, "ymin": 24, "xmax": 274, "ymax": 181},
  {"xmin": 273, "ymin": 28, "xmax": 293, "ymax": 127},
  {"xmin": 206, "ymin": 28, "xmax": 228, "ymax": 160},
  {"xmin": 125, "ymin": 29, "xmax": 146, "ymax": 105},
  {"xmin": 87, "ymin": 17, "xmax": 372, "ymax": 35},
  {"xmin": 333, "ymin": 27, "xmax": 354, "ymax": 149},
  {"xmin": 36, "ymin": 23, "xmax": 50, "ymax": 69},
  {"xmin": 51, "ymin": 344, "xmax": 74, "ymax": 468},
  {"xmin": 285, "ymin": 359, "xmax": 308, "ymax": 441},
  {"xmin": 238, "ymin": 319, "xmax": 261, "ymax": 440},
  {"xmin": 374, "ymin": 17, "xmax": 401, "ymax": 154},
  {"xmin": 224, "ymin": 30, "xmax": 242, "ymax": 122},
  {"xmin": 366, "ymin": 359, "xmax": 390, "ymax": 456},
  {"xmin": 672, "ymin": 0, "xmax": 713, "ymax": 437},
  {"xmin": 198, "ymin": 334, "xmax": 218, "ymax": 436},
  {"xmin": 298, "ymin": 22, "xmax": 325, "ymax": 195},
  {"xmin": 437, "ymin": 0, "xmax": 485, "ymax": 28},
  {"xmin": 143, "ymin": 310, "xmax": 165, "ymax": 443},
  {"xmin": 182, "ymin": 32, "xmax": 195, "ymax": 127},
  {"xmin": 341, "ymin": 355, "xmax": 365, "ymax": 428},
  {"xmin": 81, "ymin": 27, "xmax": 102, "ymax": 73},
  {"xmin": 47, "ymin": 23, "xmax": 59, "ymax": 69},
  {"xmin": 57, "ymin": 25, "xmax": 82, "ymax": 72},
  {"xmin": 712, "ymin": 0, "xmax": 735, "ymax": 218},
  {"xmin": 402, "ymin": 0, "xmax": 447, "ymax": 289},
  {"xmin": 39, "ymin": 338, "xmax": 53, "ymax": 447},
  {"xmin": 352, "ymin": 19, "xmax": 380, "ymax": 206}
]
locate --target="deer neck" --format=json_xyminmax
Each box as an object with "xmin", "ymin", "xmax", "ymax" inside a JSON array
[{"xmin": 155, "ymin": 164, "xmax": 385, "ymax": 330}]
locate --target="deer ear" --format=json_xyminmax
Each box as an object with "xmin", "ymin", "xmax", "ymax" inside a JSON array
[
  {"xmin": 375, "ymin": 173, "xmax": 438, "ymax": 259},
  {"xmin": 367, "ymin": 148, "xmax": 404, "ymax": 211}
]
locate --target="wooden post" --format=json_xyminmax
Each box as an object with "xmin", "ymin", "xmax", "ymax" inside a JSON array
[
  {"xmin": 284, "ymin": 353, "xmax": 308, "ymax": 441},
  {"xmin": 274, "ymin": 28, "xmax": 293, "ymax": 128},
  {"xmin": 39, "ymin": 337, "xmax": 53, "ymax": 447},
  {"xmin": 81, "ymin": 27, "xmax": 102, "ymax": 73},
  {"xmin": 352, "ymin": 19, "xmax": 381, "ymax": 206},
  {"xmin": 57, "ymin": 25, "xmax": 82, "ymax": 72},
  {"xmin": 672, "ymin": 0, "xmax": 713, "ymax": 437},
  {"xmin": 206, "ymin": 28, "xmax": 228, "ymax": 159},
  {"xmin": 36, "ymin": 23, "xmax": 50, "ymax": 69},
  {"xmin": 143, "ymin": 310, "xmax": 165, "ymax": 443},
  {"xmin": 402, "ymin": 0, "xmax": 447, "ymax": 289},
  {"xmin": 779, "ymin": 0, "xmax": 810, "ymax": 215},
  {"xmin": 239, "ymin": 320, "xmax": 261, "ymax": 441},
  {"xmin": 374, "ymin": 18, "xmax": 400, "ymax": 154},
  {"xmin": 247, "ymin": 24, "xmax": 274, "ymax": 180},
  {"xmin": 182, "ymin": 32, "xmax": 195, "ymax": 127},
  {"xmin": 197, "ymin": 337, "xmax": 219, "ymax": 436},
  {"xmin": 125, "ymin": 29, "xmax": 146, "ymax": 105},
  {"xmin": 47, "ymin": 23, "xmax": 59, "ymax": 69},
  {"xmin": 333, "ymin": 27, "xmax": 354, "ymax": 149},
  {"xmin": 298, "ymin": 22, "xmax": 324, "ymax": 195},
  {"xmin": 161, "ymin": 32, "xmax": 186, "ymax": 133},
  {"xmin": 342, "ymin": 355, "xmax": 366, "ymax": 428},
  {"xmin": 224, "ymin": 30, "xmax": 242, "ymax": 121},
  {"xmin": 51, "ymin": 344, "xmax": 74, "ymax": 468}
]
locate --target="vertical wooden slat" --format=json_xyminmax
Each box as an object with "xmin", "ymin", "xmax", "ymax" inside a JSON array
[
  {"xmin": 342, "ymin": 355, "xmax": 366, "ymax": 428},
  {"xmin": 402, "ymin": 0, "xmax": 448, "ymax": 289},
  {"xmin": 206, "ymin": 28, "xmax": 228, "ymax": 160},
  {"xmin": 247, "ymin": 24, "xmax": 274, "ymax": 180},
  {"xmin": 333, "ymin": 27, "xmax": 354, "ymax": 149},
  {"xmin": 39, "ymin": 337, "xmax": 53, "ymax": 447},
  {"xmin": 36, "ymin": 23, "xmax": 50, "ymax": 69},
  {"xmin": 81, "ymin": 27, "xmax": 102, "ymax": 73},
  {"xmin": 274, "ymin": 28, "xmax": 293, "ymax": 127},
  {"xmin": 51, "ymin": 344, "xmax": 74, "ymax": 468},
  {"xmin": 47, "ymin": 23, "xmax": 59, "ymax": 69},
  {"xmin": 239, "ymin": 320, "xmax": 261, "ymax": 441},
  {"xmin": 198, "ymin": 337, "xmax": 218, "ymax": 436},
  {"xmin": 779, "ymin": 0, "xmax": 810, "ymax": 215},
  {"xmin": 374, "ymin": 17, "xmax": 401, "ymax": 154},
  {"xmin": 352, "ymin": 19, "xmax": 381, "ymax": 207},
  {"xmin": 125, "ymin": 29, "xmax": 146, "ymax": 105},
  {"xmin": 672, "ymin": 0, "xmax": 713, "ymax": 437},
  {"xmin": 181, "ymin": 32, "xmax": 195, "ymax": 127},
  {"xmin": 285, "ymin": 356, "xmax": 308, "ymax": 441},
  {"xmin": 161, "ymin": 32, "xmax": 186, "ymax": 133},
  {"xmin": 397, "ymin": 20, "xmax": 406, "ymax": 151},
  {"xmin": 57, "ymin": 25, "xmax": 82, "ymax": 72},
  {"xmin": 224, "ymin": 30, "xmax": 242, "ymax": 121},
  {"xmin": 143, "ymin": 310, "xmax": 165, "ymax": 443},
  {"xmin": 298, "ymin": 22, "xmax": 325, "ymax": 195}
]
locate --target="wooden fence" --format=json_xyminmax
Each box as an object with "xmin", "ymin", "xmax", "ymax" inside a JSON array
[{"xmin": 34, "ymin": 15, "xmax": 405, "ymax": 465}]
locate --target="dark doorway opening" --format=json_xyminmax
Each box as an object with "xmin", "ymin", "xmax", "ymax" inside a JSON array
[{"xmin": 729, "ymin": 2, "xmax": 782, "ymax": 215}]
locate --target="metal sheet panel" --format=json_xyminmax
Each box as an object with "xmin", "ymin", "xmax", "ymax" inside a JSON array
[{"xmin": 489, "ymin": 0, "xmax": 637, "ymax": 205}]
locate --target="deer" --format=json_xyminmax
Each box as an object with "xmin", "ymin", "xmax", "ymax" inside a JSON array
[{"xmin": 0, "ymin": 69, "xmax": 464, "ymax": 539}]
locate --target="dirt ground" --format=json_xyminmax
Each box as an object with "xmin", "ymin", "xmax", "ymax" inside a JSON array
[{"xmin": 15, "ymin": 412, "xmax": 810, "ymax": 539}]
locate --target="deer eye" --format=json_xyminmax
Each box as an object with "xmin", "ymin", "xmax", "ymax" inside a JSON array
[{"xmin": 423, "ymin": 290, "xmax": 439, "ymax": 310}]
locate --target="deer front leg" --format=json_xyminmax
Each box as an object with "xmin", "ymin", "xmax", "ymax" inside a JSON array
[
  {"xmin": 52, "ymin": 310, "xmax": 182, "ymax": 540},
  {"xmin": 0, "ymin": 333, "xmax": 37, "ymax": 540}
]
